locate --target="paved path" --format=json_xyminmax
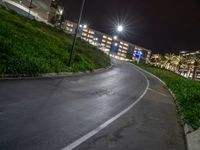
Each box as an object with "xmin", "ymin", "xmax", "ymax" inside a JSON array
[{"xmin": 0, "ymin": 60, "xmax": 186, "ymax": 150}]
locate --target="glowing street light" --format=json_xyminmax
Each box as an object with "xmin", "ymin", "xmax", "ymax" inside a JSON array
[
  {"xmin": 117, "ymin": 25, "xmax": 123, "ymax": 32},
  {"xmin": 79, "ymin": 24, "xmax": 87, "ymax": 29},
  {"xmin": 83, "ymin": 24, "xmax": 87, "ymax": 29},
  {"xmin": 114, "ymin": 35, "xmax": 118, "ymax": 40}
]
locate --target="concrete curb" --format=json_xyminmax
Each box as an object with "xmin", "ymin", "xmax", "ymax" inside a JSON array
[
  {"xmin": 0, "ymin": 65, "xmax": 113, "ymax": 80},
  {"xmin": 187, "ymin": 128, "xmax": 200, "ymax": 150},
  {"xmin": 131, "ymin": 63, "xmax": 200, "ymax": 150}
]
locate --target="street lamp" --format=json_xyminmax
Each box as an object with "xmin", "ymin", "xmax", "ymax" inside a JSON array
[
  {"xmin": 109, "ymin": 25, "xmax": 124, "ymax": 56},
  {"xmin": 79, "ymin": 24, "xmax": 87, "ymax": 28},
  {"xmin": 27, "ymin": 0, "xmax": 33, "ymax": 18},
  {"xmin": 68, "ymin": 0, "xmax": 86, "ymax": 66},
  {"xmin": 83, "ymin": 24, "xmax": 87, "ymax": 29},
  {"xmin": 117, "ymin": 25, "xmax": 124, "ymax": 32}
]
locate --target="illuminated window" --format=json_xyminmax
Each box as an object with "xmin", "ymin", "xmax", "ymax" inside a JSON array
[
  {"xmin": 89, "ymin": 31, "xmax": 95, "ymax": 34},
  {"xmin": 82, "ymin": 33, "xmax": 87, "ymax": 36},
  {"xmin": 124, "ymin": 43, "xmax": 129, "ymax": 47},
  {"xmin": 106, "ymin": 45, "xmax": 111, "ymax": 48},
  {"xmin": 83, "ymin": 29, "xmax": 88, "ymax": 32},
  {"xmin": 103, "ymin": 35, "xmax": 107, "ymax": 38},
  {"xmin": 123, "ymin": 47, "xmax": 128, "ymax": 50},
  {"xmin": 107, "ymin": 41, "xmax": 111, "ymax": 44},
  {"xmin": 108, "ymin": 37, "xmax": 112, "ymax": 41}
]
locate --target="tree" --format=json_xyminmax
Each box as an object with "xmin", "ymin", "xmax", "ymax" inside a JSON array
[
  {"xmin": 190, "ymin": 56, "xmax": 200, "ymax": 80},
  {"xmin": 150, "ymin": 54, "xmax": 162, "ymax": 67},
  {"xmin": 176, "ymin": 56, "xmax": 188, "ymax": 74},
  {"xmin": 163, "ymin": 53, "xmax": 176, "ymax": 70}
]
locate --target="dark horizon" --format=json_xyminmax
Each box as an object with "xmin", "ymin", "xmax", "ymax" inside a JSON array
[{"xmin": 62, "ymin": 0, "xmax": 200, "ymax": 54}]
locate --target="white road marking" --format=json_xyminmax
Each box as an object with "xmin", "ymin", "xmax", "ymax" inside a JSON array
[
  {"xmin": 132, "ymin": 64, "xmax": 177, "ymax": 99},
  {"xmin": 132, "ymin": 64, "xmax": 166, "ymax": 85},
  {"xmin": 148, "ymin": 88, "xmax": 168, "ymax": 97},
  {"xmin": 61, "ymin": 65, "xmax": 150, "ymax": 150}
]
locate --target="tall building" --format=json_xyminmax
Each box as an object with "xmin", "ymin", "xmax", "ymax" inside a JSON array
[
  {"xmin": 101, "ymin": 34, "xmax": 113, "ymax": 53},
  {"xmin": 62, "ymin": 20, "xmax": 151, "ymax": 62},
  {"xmin": 63, "ymin": 20, "xmax": 76, "ymax": 34}
]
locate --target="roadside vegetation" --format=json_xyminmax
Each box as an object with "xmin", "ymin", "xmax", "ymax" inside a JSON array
[
  {"xmin": 150, "ymin": 53, "xmax": 200, "ymax": 80},
  {"xmin": 0, "ymin": 7, "xmax": 110, "ymax": 77},
  {"xmin": 135, "ymin": 62, "xmax": 200, "ymax": 130}
]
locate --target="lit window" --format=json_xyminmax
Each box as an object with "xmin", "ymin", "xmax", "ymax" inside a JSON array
[
  {"xmin": 103, "ymin": 35, "xmax": 107, "ymax": 38},
  {"xmin": 108, "ymin": 37, "xmax": 112, "ymax": 41},
  {"xmin": 83, "ymin": 29, "xmax": 88, "ymax": 32},
  {"xmin": 124, "ymin": 43, "xmax": 129, "ymax": 47}
]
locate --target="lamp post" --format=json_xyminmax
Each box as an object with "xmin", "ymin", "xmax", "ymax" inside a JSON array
[
  {"xmin": 68, "ymin": 0, "xmax": 86, "ymax": 66},
  {"xmin": 27, "ymin": 0, "xmax": 33, "ymax": 18},
  {"xmin": 110, "ymin": 25, "xmax": 124, "ymax": 55}
]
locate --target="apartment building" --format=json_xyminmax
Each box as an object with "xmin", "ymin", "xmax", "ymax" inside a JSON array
[
  {"xmin": 62, "ymin": 20, "xmax": 151, "ymax": 62},
  {"xmin": 180, "ymin": 50, "xmax": 200, "ymax": 57},
  {"xmin": 63, "ymin": 20, "xmax": 76, "ymax": 34},
  {"xmin": 100, "ymin": 34, "xmax": 113, "ymax": 53},
  {"xmin": 81, "ymin": 28, "xmax": 95, "ymax": 43}
]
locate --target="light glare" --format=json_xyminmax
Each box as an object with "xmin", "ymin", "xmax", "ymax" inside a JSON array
[{"xmin": 117, "ymin": 25, "xmax": 123, "ymax": 32}]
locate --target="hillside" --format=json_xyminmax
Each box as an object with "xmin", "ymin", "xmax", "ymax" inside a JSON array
[{"xmin": 0, "ymin": 7, "xmax": 110, "ymax": 76}]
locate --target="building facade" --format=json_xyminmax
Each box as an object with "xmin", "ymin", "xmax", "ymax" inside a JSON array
[
  {"xmin": 63, "ymin": 20, "xmax": 151, "ymax": 62},
  {"xmin": 180, "ymin": 50, "xmax": 200, "ymax": 79},
  {"xmin": 180, "ymin": 50, "xmax": 200, "ymax": 57}
]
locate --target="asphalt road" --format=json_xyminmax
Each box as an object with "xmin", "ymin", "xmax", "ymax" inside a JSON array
[{"xmin": 0, "ymin": 60, "xmax": 186, "ymax": 150}]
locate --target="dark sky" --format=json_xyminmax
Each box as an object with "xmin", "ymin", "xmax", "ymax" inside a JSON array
[{"xmin": 61, "ymin": 0, "xmax": 200, "ymax": 54}]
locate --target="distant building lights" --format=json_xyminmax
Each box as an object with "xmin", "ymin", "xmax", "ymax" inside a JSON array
[{"xmin": 114, "ymin": 35, "xmax": 118, "ymax": 40}]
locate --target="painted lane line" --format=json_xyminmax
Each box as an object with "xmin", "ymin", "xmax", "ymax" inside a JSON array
[
  {"xmin": 62, "ymin": 65, "xmax": 150, "ymax": 150},
  {"xmin": 148, "ymin": 88, "xmax": 169, "ymax": 97},
  {"xmin": 132, "ymin": 64, "xmax": 166, "ymax": 85},
  {"xmin": 131, "ymin": 64, "xmax": 178, "ymax": 98}
]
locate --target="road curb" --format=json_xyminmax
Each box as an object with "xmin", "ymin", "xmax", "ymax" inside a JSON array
[
  {"xmin": 0, "ymin": 65, "xmax": 113, "ymax": 80},
  {"xmin": 131, "ymin": 63, "xmax": 200, "ymax": 150}
]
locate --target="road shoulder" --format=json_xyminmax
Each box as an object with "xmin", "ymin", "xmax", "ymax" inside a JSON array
[{"xmin": 134, "ymin": 63, "xmax": 200, "ymax": 150}]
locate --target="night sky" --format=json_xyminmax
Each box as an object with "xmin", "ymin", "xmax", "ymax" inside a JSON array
[{"xmin": 61, "ymin": 0, "xmax": 200, "ymax": 54}]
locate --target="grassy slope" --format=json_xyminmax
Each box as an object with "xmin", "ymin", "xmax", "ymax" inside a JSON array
[
  {"xmin": 135, "ymin": 62, "xmax": 200, "ymax": 129},
  {"xmin": 0, "ymin": 7, "xmax": 110, "ymax": 76}
]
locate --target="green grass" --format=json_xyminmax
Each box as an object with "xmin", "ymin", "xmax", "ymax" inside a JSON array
[
  {"xmin": 0, "ymin": 7, "xmax": 110, "ymax": 76},
  {"xmin": 134, "ymin": 62, "xmax": 200, "ymax": 129}
]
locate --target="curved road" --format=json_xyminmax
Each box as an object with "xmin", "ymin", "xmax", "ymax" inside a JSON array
[{"xmin": 0, "ymin": 60, "xmax": 186, "ymax": 150}]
